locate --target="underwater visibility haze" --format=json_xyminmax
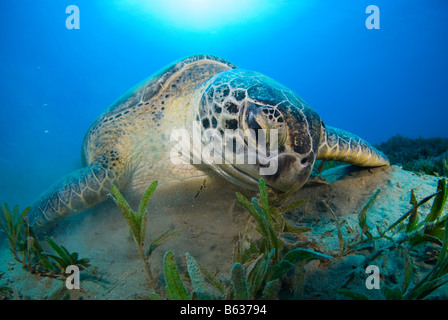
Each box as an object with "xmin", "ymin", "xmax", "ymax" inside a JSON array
[{"xmin": 1, "ymin": 0, "xmax": 448, "ymax": 206}]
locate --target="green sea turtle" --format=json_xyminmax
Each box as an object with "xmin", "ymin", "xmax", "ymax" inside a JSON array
[{"xmin": 29, "ymin": 54, "xmax": 389, "ymax": 231}]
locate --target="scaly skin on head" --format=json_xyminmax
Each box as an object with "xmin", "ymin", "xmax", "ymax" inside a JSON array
[{"xmin": 193, "ymin": 69, "xmax": 322, "ymax": 192}]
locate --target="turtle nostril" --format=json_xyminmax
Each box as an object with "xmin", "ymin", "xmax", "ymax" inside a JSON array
[{"xmin": 300, "ymin": 154, "xmax": 313, "ymax": 166}]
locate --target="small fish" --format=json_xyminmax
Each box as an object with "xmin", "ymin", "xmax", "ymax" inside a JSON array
[{"xmin": 194, "ymin": 179, "xmax": 207, "ymax": 198}]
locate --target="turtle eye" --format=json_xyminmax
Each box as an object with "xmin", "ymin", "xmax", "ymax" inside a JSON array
[
  {"xmin": 247, "ymin": 113, "xmax": 262, "ymax": 131},
  {"xmin": 246, "ymin": 112, "xmax": 264, "ymax": 144},
  {"xmin": 244, "ymin": 102, "xmax": 275, "ymax": 147},
  {"xmin": 245, "ymin": 102, "xmax": 264, "ymax": 132}
]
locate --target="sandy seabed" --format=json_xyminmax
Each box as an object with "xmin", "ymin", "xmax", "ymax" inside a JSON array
[{"xmin": 0, "ymin": 164, "xmax": 446, "ymax": 300}]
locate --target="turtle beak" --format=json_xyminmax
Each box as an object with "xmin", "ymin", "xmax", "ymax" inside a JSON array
[{"xmin": 262, "ymin": 152, "xmax": 314, "ymax": 192}]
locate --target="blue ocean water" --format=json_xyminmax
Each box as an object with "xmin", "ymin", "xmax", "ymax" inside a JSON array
[{"xmin": 0, "ymin": 0, "xmax": 447, "ymax": 207}]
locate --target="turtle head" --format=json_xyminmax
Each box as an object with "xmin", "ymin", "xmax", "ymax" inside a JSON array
[{"xmin": 195, "ymin": 69, "xmax": 321, "ymax": 192}]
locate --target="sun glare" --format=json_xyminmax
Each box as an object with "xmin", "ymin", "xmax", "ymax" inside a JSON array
[{"xmin": 122, "ymin": 0, "xmax": 277, "ymax": 31}]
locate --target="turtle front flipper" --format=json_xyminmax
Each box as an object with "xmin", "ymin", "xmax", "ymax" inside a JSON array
[
  {"xmin": 317, "ymin": 125, "xmax": 389, "ymax": 167},
  {"xmin": 28, "ymin": 163, "xmax": 117, "ymax": 232}
]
